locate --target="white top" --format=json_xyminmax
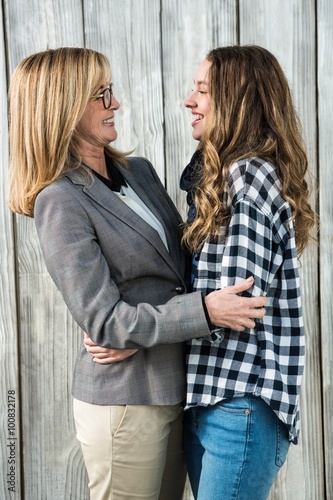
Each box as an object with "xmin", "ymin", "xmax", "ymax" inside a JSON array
[{"xmin": 115, "ymin": 183, "xmax": 169, "ymax": 251}]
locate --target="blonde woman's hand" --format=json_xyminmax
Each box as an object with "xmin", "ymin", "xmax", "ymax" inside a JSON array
[
  {"xmin": 84, "ymin": 333, "xmax": 139, "ymax": 364},
  {"xmin": 204, "ymin": 277, "xmax": 267, "ymax": 331}
]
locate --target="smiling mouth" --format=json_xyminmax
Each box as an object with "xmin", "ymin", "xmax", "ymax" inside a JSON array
[
  {"xmin": 102, "ymin": 117, "xmax": 114, "ymax": 124},
  {"xmin": 192, "ymin": 114, "xmax": 203, "ymax": 125}
]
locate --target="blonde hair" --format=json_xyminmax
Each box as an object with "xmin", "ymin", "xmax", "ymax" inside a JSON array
[
  {"xmin": 8, "ymin": 47, "xmax": 127, "ymax": 217},
  {"xmin": 182, "ymin": 45, "xmax": 316, "ymax": 257}
]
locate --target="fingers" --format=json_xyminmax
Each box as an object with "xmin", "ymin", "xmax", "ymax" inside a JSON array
[
  {"xmin": 92, "ymin": 353, "xmax": 115, "ymax": 361},
  {"xmin": 235, "ymin": 319, "xmax": 255, "ymax": 331},
  {"xmin": 249, "ymin": 305, "xmax": 266, "ymax": 318},
  {"xmin": 86, "ymin": 345, "xmax": 110, "ymax": 355},
  {"xmin": 84, "ymin": 340, "xmax": 139, "ymax": 364},
  {"xmin": 248, "ymin": 296, "xmax": 267, "ymax": 308},
  {"xmin": 226, "ymin": 277, "xmax": 254, "ymax": 293},
  {"xmin": 225, "ymin": 279, "xmax": 267, "ymax": 308},
  {"xmin": 91, "ymin": 350, "xmax": 138, "ymax": 364},
  {"xmin": 93, "ymin": 357, "xmax": 116, "ymax": 365},
  {"xmin": 84, "ymin": 334, "xmax": 97, "ymax": 347}
]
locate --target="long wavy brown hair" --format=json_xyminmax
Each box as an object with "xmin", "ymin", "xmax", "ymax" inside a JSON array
[
  {"xmin": 8, "ymin": 47, "xmax": 128, "ymax": 217},
  {"xmin": 182, "ymin": 45, "xmax": 316, "ymax": 257}
]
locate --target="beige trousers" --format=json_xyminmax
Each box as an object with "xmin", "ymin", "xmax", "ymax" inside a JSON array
[{"xmin": 73, "ymin": 399, "xmax": 187, "ymax": 500}]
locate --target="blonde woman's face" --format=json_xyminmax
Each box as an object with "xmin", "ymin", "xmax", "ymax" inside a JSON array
[
  {"xmin": 76, "ymin": 82, "xmax": 120, "ymax": 150},
  {"xmin": 184, "ymin": 59, "xmax": 212, "ymax": 141}
]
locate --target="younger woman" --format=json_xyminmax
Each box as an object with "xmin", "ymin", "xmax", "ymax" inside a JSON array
[{"xmin": 181, "ymin": 45, "xmax": 315, "ymax": 499}]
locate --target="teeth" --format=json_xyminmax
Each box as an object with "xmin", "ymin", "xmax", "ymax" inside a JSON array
[
  {"xmin": 102, "ymin": 118, "xmax": 113, "ymax": 124},
  {"xmin": 194, "ymin": 115, "xmax": 202, "ymax": 120}
]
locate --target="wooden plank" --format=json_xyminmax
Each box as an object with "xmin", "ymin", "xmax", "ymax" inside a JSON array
[
  {"xmin": 317, "ymin": 0, "xmax": 333, "ymax": 497},
  {"xmin": 161, "ymin": 0, "xmax": 238, "ymax": 217},
  {"xmin": 3, "ymin": 0, "xmax": 89, "ymax": 498},
  {"xmin": 5, "ymin": 0, "xmax": 84, "ymax": 63},
  {"xmin": 0, "ymin": 2, "xmax": 21, "ymax": 498},
  {"xmin": 84, "ymin": 0, "xmax": 165, "ymax": 181},
  {"xmin": 239, "ymin": 1, "xmax": 323, "ymax": 499}
]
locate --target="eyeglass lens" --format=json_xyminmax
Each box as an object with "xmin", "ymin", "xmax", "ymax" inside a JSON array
[{"xmin": 103, "ymin": 85, "xmax": 112, "ymax": 109}]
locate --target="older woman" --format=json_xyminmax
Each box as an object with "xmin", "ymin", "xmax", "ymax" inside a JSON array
[{"xmin": 8, "ymin": 47, "xmax": 266, "ymax": 500}]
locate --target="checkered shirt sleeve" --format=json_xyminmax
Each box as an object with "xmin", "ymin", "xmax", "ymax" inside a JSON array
[{"xmin": 186, "ymin": 158, "xmax": 305, "ymax": 443}]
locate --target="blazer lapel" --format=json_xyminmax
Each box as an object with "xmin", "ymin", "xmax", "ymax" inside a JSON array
[
  {"xmin": 67, "ymin": 168, "xmax": 184, "ymax": 280},
  {"xmin": 119, "ymin": 163, "xmax": 184, "ymax": 266}
]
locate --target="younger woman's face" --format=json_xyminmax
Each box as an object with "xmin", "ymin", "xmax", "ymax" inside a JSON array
[{"xmin": 184, "ymin": 59, "xmax": 212, "ymax": 141}]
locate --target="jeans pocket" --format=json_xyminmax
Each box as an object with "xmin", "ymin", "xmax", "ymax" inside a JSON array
[
  {"xmin": 275, "ymin": 418, "xmax": 290, "ymax": 467},
  {"xmin": 216, "ymin": 397, "xmax": 251, "ymax": 416}
]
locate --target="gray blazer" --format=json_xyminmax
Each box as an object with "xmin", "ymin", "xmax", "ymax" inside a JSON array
[{"xmin": 34, "ymin": 157, "xmax": 210, "ymax": 405}]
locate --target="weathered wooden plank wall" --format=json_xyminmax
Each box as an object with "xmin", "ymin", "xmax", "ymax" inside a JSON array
[
  {"xmin": 0, "ymin": 0, "xmax": 22, "ymax": 498},
  {"xmin": 318, "ymin": 0, "xmax": 333, "ymax": 499},
  {"xmin": 0, "ymin": 1, "xmax": 331, "ymax": 499}
]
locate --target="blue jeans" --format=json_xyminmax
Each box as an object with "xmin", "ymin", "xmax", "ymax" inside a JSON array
[{"xmin": 184, "ymin": 396, "xmax": 290, "ymax": 500}]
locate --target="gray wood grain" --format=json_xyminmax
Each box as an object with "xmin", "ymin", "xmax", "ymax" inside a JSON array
[
  {"xmin": 0, "ymin": 1, "xmax": 21, "ymax": 498},
  {"xmin": 318, "ymin": 0, "xmax": 333, "ymax": 498},
  {"xmin": 0, "ymin": 0, "xmax": 329, "ymax": 498}
]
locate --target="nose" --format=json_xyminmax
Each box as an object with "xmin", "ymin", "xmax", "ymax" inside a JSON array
[
  {"xmin": 111, "ymin": 94, "xmax": 120, "ymax": 110},
  {"xmin": 184, "ymin": 90, "xmax": 196, "ymax": 109}
]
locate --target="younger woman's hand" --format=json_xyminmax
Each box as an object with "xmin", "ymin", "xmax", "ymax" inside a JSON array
[{"xmin": 84, "ymin": 333, "xmax": 139, "ymax": 364}]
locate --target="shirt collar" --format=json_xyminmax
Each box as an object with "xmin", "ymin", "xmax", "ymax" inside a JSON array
[{"xmin": 91, "ymin": 155, "xmax": 127, "ymax": 192}]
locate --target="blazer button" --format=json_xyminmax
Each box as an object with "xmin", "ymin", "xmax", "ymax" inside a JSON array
[{"xmin": 174, "ymin": 285, "xmax": 185, "ymax": 294}]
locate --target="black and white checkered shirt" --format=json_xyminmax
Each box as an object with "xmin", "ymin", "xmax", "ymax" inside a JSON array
[{"xmin": 185, "ymin": 157, "xmax": 305, "ymax": 444}]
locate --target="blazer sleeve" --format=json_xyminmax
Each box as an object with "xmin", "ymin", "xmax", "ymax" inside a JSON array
[{"xmin": 34, "ymin": 182, "xmax": 210, "ymax": 349}]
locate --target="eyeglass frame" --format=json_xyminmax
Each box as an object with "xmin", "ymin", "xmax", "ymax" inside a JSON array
[{"xmin": 90, "ymin": 82, "xmax": 113, "ymax": 109}]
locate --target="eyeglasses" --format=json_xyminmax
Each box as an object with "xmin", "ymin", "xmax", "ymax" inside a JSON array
[{"xmin": 90, "ymin": 83, "xmax": 113, "ymax": 109}]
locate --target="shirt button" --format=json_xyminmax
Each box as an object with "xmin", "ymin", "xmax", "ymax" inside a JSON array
[{"xmin": 174, "ymin": 285, "xmax": 185, "ymax": 294}]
